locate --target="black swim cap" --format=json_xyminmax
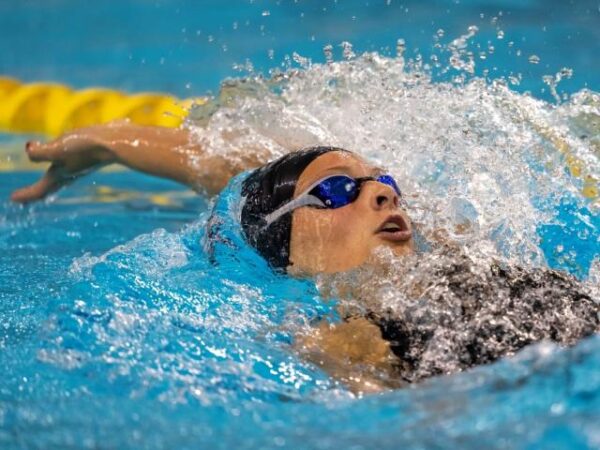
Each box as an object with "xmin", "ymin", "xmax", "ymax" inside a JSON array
[{"xmin": 241, "ymin": 146, "xmax": 346, "ymax": 271}]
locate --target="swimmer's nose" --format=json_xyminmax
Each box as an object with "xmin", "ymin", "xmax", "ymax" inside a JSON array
[{"xmin": 367, "ymin": 182, "xmax": 399, "ymax": 210}]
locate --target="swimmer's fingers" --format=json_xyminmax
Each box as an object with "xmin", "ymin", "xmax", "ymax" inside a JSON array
[
  {"xmin": 25, "ymin": 133, "xmax": 112, "ymax": 164},
  {"xmin": 25, "ymin": 138, "xmax": 77, "ymax": 163},
  {"xmin": 10, "ymin": 164, "xmax": 76, "ymax": 203}
]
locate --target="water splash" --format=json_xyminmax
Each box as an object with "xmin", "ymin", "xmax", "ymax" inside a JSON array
[
  {"xmin": 182, "ymin": 39, "xmax": 600, "ymax": 389},
  {"xmin": 187, "ymin": 44, "xmax": 599, "ymax": 277}
]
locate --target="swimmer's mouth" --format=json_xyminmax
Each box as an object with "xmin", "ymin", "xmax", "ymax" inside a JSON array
[{"xmin": 376, "ymin": 215, "xmax": 412, "ymax": 242}]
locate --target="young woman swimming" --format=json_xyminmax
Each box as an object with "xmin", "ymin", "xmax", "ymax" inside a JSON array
[{"xmin": 11, "ymin": 121, "xmax": 599, "ymax": 392}]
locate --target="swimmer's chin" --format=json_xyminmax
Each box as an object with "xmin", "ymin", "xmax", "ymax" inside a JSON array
[
  {"xmin": 372, "ymin": 237, "xmax": 415, "ymax": 264},
  {"xmin": 287, "ymin": 243, "xmax": 415, "ymax": 278},
  {"xmin": 380, "ymin": 238, "xmax": 415, "ymax": 258},
  {"xmin": 359, "ymin": 244, "xmax": 416, "ymax": 273}
]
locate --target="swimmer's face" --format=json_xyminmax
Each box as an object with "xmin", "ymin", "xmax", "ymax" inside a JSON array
[{"xmin": 288, "ymin": 151, "xmax": 414, "ymax": 275}]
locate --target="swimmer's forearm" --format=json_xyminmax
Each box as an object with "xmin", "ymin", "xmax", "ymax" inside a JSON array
[
  {"xmin": 93, "ymin": 123, "xmax": 200, "ymax": 188},
  {"xmin": 93, "ymin": 122, "xmax": 239, "ymax": 195}
]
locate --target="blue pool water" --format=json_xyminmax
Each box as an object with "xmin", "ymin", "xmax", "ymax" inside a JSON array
[
  {"xmin": 1, "ymin": 1, "xmax": 600, "ymax": 449},
  {"xmin": 1, "ymin": 0, "xmax": 598, "ymax": 99}
]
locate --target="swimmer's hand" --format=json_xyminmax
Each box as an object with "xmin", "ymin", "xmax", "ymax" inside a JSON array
[
  {"xmin": 11, "ymin": 132, "xmax": 116, "ymax": 203},
  {"xmin": 295, "ymin": 318, "xmax": 404, "ymax": 395},
  {"xmin": 10, "ymin": 122, "xmax": 202, "ymax": 203}
]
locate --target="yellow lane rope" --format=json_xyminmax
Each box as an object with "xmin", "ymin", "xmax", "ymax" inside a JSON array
[{"xmin": 0, "ymin": 76, "xmax": 204, "ymax": 137}]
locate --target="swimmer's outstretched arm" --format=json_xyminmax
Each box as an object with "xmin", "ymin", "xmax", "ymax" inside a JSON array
[{"xmin": 10, "ymin": 121, "xmax": 259, "ymax": 203}]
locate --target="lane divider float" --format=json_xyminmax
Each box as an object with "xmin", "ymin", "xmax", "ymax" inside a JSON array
[{"xmin": 0, "ymin": 76, "xmax": 205, "ymax": 137}]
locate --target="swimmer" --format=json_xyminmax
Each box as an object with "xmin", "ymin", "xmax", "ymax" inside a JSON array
[
  {"xmin": 11, "ymin": 122, "xmax": 599, "ymax": 393},
  {"xmin": 10, "ymin": 122, "xmax": 415, "ymax": 273}
]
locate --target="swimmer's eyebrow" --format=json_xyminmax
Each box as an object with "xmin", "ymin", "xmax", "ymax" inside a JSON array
[
  {"xmin": 317, "ymin": 165, "xmax": 385, "ymax": 177},
  {"xmin": 317, "ymin": 164, "xmax": 356, "ymax": 175}
]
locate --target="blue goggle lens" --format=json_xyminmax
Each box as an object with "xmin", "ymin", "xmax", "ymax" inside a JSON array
[
  {"xmin": 311, "ymin": 176, "xmax": 359, "ymax": 208},
  {"xmin": 309, "ymin": 174, "xmax": 401, "ymax": 209},
  {"xmin": 377, "ymin": 174, "xmax": 402, "ymax": 197}
]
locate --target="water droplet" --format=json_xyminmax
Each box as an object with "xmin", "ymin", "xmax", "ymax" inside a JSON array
[
  {"xmin": 528, "ymin": 54, "xmax": 540, "ymax": 64},
  {"xmin": 323, "ymin": 44, "xmax": 333, "ymax": 63},
  {"xmin": 436, "ymin": 29, "xmax": 445, "ymax": 37},
  {"xmin": 262, "ymin": 10, "xmax": 270, "ymax": 16},
  {"xmin": 497, "ymin": 30, "xmax": 504, "ymax": 40},
  {"xmin": 208, "ymin": 35, "xmax": 214, "ymax": 43},
  {"xmin": 292, "ymin": 52, "xmax": 310, "ymax": 68},
  {"xmin": 508, "ymin": 74, "xmax": 521, "ymax": 86},
  {"xmin": 396, "ymin": 38, "xmax": 406, "ymax": 57},
  {"xmin": 559, "ymin": 67, "xmax": 573, "ymax": 78},
  {"xmin": 268, "ymin": 49, "xmax": 274, "ymax": 60},
  {"xmin": 340, "ymin": 41, "xmax": 355, "ymax": 60}
]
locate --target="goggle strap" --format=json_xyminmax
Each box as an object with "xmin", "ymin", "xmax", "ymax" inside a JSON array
[{"xmin": 264, "ymin": 194, "xmax": 324, "ymax": 226}]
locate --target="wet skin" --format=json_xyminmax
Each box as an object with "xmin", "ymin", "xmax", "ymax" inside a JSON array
[{"xmin": 288, "ymin": 151, "xmax": 415, "ymax": 275}]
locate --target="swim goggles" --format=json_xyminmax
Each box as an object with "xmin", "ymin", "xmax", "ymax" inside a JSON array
[{"xmin": 264, "ymin": 174, "xmax": 402, "ymax": 226}]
